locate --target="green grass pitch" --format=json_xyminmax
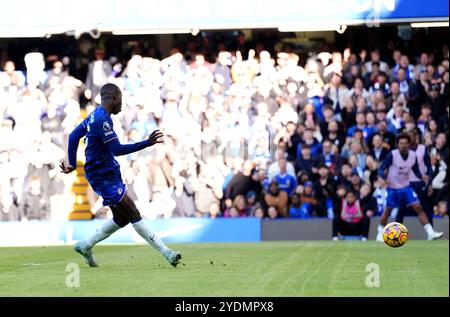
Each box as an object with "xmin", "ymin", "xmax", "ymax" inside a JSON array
[{"xmin": 0, "ymin": 241, "xmax": 447, "ymax": 297}]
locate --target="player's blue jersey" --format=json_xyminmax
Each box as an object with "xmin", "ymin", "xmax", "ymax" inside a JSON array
[{"xmin": 82, "ymin": 107, "xmax": 120, "ymax": 177}]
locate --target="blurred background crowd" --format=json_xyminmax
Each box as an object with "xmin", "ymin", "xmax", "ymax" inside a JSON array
[{"xmin": 0, "ymin": 29, "xmax": 448, "ymax": 222}]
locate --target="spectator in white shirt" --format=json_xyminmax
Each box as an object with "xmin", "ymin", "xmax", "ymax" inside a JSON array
[
  {"xmin": 84, "ymin": 48, "xmax": 112, "ymax": 103},
  {"xmin": 364, "ymin": 49, "xmax": 389, "ymax": 74}
]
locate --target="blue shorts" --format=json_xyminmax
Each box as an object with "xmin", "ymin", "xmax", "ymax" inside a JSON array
[
  {"xmin": 386, "ymin": 186, "xmax": 419, "ymax": 209},
  {"xmin": 86, "ymin": 171, "xmax": 127, "ymax": 207}
]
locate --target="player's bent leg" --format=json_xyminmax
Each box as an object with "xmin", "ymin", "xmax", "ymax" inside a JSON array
[
  {"xmin": 395, "ymin": 206, "xmax": 407, "ymax": 224},
  {"xmin": 74, "ymin": 218, "xmax": 122, "ymax": 267},
  {"xmin": 74, "ymin": 176, "xmax": 129, "ymax": 267},
  {"xmin": 410, "ymin": 201, "xmax": 432, "ymax": 226},
  {"xmin": 377, "ymin": 206, "xmax": 393, "ymax": 242},
  {"xmin": 74, "ymin": 241, "xmax": 99, "ymax": 267},
  {"xmin": 410, "ymin": 203, "xmax": 444, "ymax": 240},
  {"xmin": 380, "ymin": 206, "xmax": 392, "ymax": 226},
  {"xmin": 411, "ymin": 181, "xmax": 433, "ymax": 226},
  {"xmin": 86, "ymin": 219, "xmax": 121, "ymax": 249},
  {"xmin": 118, "ymin": 194, "xmax": 182, "ymax": 267}
]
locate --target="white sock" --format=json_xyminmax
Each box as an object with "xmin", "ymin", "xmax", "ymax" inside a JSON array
[
  {"xmin": 85, "ymin": 219, "xmax": 120, "ymax": 249},
  {"xmin": 424, "ymin": 223, "xmax": 435, "ymax": 236},
  {"xmin": 377, "ymin": 225, "xmax": 384, "ymax": 235},
  {"xmin": 132, "ymin": 220, "xmax": 170, "ymax": 255}
]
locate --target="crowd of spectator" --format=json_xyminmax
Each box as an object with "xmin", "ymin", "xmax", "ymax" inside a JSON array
[{"xmin": 0, "ymin": 32, "xmax": 448, "ymax": 225}]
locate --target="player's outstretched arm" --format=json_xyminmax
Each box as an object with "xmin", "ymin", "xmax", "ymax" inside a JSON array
[
  {"xmin": 105, "ymin": 129, "xmax": 164, "ymax": 156},
  {"xmin": 61, "ymin": 122, "xmax": 88, "ymax": 173}
]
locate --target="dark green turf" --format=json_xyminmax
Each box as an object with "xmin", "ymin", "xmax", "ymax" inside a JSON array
[{"xmin": 0, "ymin": 241, "xmax": 447, "ymax": 296}]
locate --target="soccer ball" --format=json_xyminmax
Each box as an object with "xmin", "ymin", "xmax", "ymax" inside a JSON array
[{"xmin": 383, "ymin": 222, "xmax": 408, "ymax": 248}]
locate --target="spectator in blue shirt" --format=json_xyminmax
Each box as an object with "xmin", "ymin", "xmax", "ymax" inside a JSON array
[
  {"xmin": 289, "ymin": 192, "xmax": 314, "ymax": 219},
  {"xmin": 296, "ymin": 129, "xmax": 322, "ymax": 160},
  {"xmin": 272, "ymin": 158, "xmax": 297, "ymax": 196},
  {"xmin": 314, "ymin": 139, "xmax": 344, "ymax": 175},
  {"xmin": 294, "ymin": 145, "xmax": 315, "ymax": 178},
  {"xmin": 392, "ymin": 55, "xmax": 415, "ymax": 82},
  {"xmin": 347, "ymin": 111, "xmax": 375, "ymax": 142}
]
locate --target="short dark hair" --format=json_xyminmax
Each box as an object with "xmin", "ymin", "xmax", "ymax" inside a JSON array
[
  {"xmin": 372, "ymin": 132, "xmax": 382, "ymax": 139},
  {"xmin": 396, "ymin": 133, "xmax": 411, "ymax": 144},
  {"xmin": 100, "ymin": 83, "xmax": 121, "ymax": 101},
  {"xmin": 290, "ymin": 192, "xmax": 300, "ymax": 199},
  {"xmin": 409, "ymin": 128, "xmax": 422, "ymax": 143},
  {"xmin": 331, "ymin": 71, "xmax": 342, "ymax": 78},
  {"xmin": 342, "ymin": 161, "xmax": 351, "ymax": 167}
]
